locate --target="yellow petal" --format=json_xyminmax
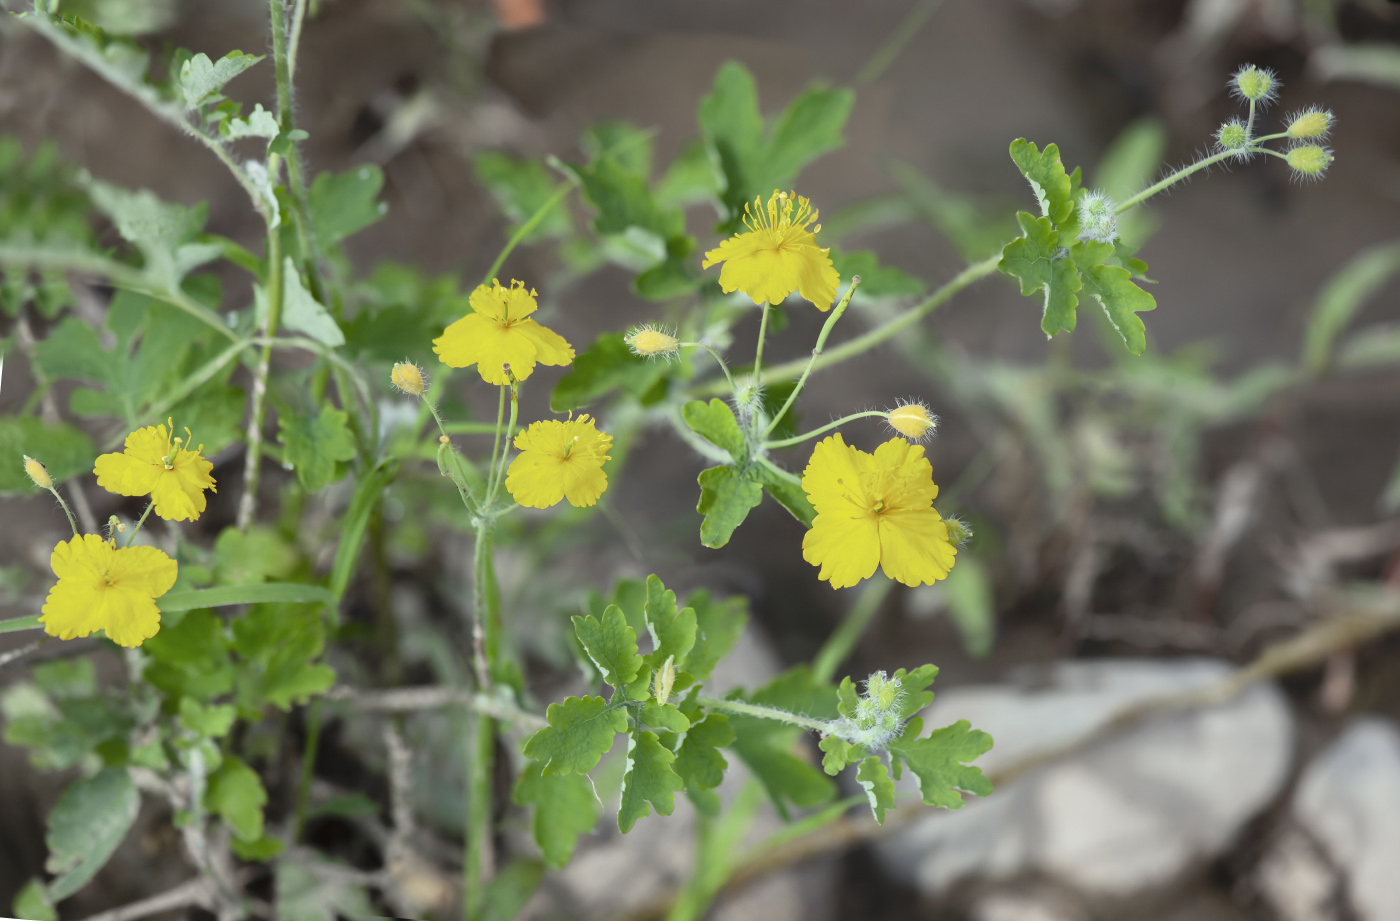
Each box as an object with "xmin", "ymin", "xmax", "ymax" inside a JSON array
[
  {"xmin": 793, "ymin": 244, "xmax": 840, "ymax": 312},
  {"xmin": 801, "ymin": 435, "xmax": 871, "ymax": 517},
  {"xmin": 470, "ymin": 279, "xmax": 538, "ymax": 322},
  {"xmin": 48, "ymin": 533, "xmax": 112, "ymax": 583},
  {"xmin": 870, "ymin": 438, "xmax": 938, "ymax": 511},
  {"xmin": 149, "ymin": 457, "xmax": 215, "ymax": 522},
  {"xmin": 877, "ymin": 509, "xmax": 956, "ymax": 587},
  {"xmin": 717, "ymin": 246, "xmax": 803, "ymax": 306},
  {"xmin": 95, "ymin": 584, "xmax": 165, "ymax": 647},
  {"xmin": 109, "ymin": 543, "xmax": 178, "ymax": 598},
  {"xmin": 562, "ymin": 460, "xmax": 608, "ymax": 508},
  {"xmin": 39, "ymin": 537, "xmax": 175, "ymax": 646},
  {"xmin": 94, "ymin": 448, "xmax": 163, "ymax": 499},
  {"xmin": 514, "ymin": 319, "xmax": 575, "ymax": 369},
  {"xmin": 506, "ymin": 452, "xmax": 567, "ymax": 509},
  {"xmin": 41, "ymin": 577, "xmax": 106, "ymax": 640},
  {"xmin": 433, "ymin": 312, "xmax": 497, "ymax": 370},
  {"xmin": 701, "ymin": 230, "xmax": 768, "ymax": 270},
  {"xmin": 803, "ymin": 511, "xmax": 881, "ymax": 589}
]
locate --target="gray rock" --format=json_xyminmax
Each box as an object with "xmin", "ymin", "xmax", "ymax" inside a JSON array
[
  {"xmin": 878, "ymin": 658, "xmax": 1293, "ymax": 897},
  {"xmin": 1288, "ymin": 718, "xmax": 1400, "ymax": 921}
]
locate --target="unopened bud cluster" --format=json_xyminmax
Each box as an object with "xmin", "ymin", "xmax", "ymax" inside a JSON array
[
  {"xmin": 1212, "ymin": 65, "xmax": 1335, "ymax": 181},
  {"xmin": 1076, "ymin": 190, "xmax": 1118, "ymax": 244},
  {"xmin": 845, "ymin": 670, "xmax": 907, "ymax": 749},
  {"xmin": 1232, "ymin": 65, "xmax": 1279, "ymax": 106}
]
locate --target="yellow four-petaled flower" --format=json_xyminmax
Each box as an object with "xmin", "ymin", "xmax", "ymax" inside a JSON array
[
  {"xmin": 701, "ymin": 190, "xmax": 840, "ymax": 311},
  {"xmin": 433, "ymin": 279, "xmax": 574, "ymax": 385},
  {"xmin": 506, "ymin": 414, "xmax": 613, "ymax": 509},
  {"xmin": 40, "ymin": 534, "xmax": 177, "ymax": 648},
  {"xmin": 94, "ymin": 422, "xmax": 217, "ymax": 522},
  {"xmin": 801, "ymin": 435, "xmax": 957, "ymax": 589}
]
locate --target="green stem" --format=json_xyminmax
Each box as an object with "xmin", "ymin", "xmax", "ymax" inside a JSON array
[
  {"xmin": 1246, "ymin": 98, "xmax": 1257, "ymax": 139},
  {"xmin": 438, "ymin": 421, "xmax": 504, "ymax": 435},
  {"xmin": 699, "ymin": 254, "xmax": 1001, "ymax": 396},
  {"xmin": 752, "ymin": 303, "xmax": 772, "ymax": 386},
  {"xmin": 0, "ymin": 614, "xmax": 43, "ymax": 635},
  {"xmin": 292, "ymin": 698, "xmax": 322, "ymax": 842},
  {"xmin": 681, "ymin": 342, "xmax": 738, "ymax": 396},
  {"xmin": 812, "ymin": 577, "xmax": 893, "ymax": 684},
  {"xmin": 1114, "ymin": 150, "xmax": 1237, "ymax": 213},
  {"xmin": 855, "ymin": 0, "xmax": 944, "ymax": 84},
  {"xmin": 484, "ymin": 386, "xmax": 508, "ymax": 502},
  {"xmin": 236, "ymin": 212, "xmax": 285, "ymax": 530},
  {"xmin": 465, "ymin": 711, "xmax": 495, "ymax": 921},
  {"xmin": 44, "ymin": 486, "xmax": 80, "ymax": 538},
  {"xmin": 761, "ymin": 278, "xmax": 861, "ymax": 440},
  {"xmin": 269, "ymin": 0, "xmax": 327, "ymax": 305},
  {"xmin": 764, "ymin": 411, "xmax": 887, "ymax": 449},
  {"xmin": 696, "ymin": 696, "xmax": 837, "ymax": 737},
  {"xmin": 123, "ymin": 500, "xmax": 156, "ymax": 548},
  {"xmin": 487, "ymin": 381, "xmax": 520, "ymax": 506},
  {"xmin": 480, "ymin": 182, "xmax": 576, "ymax": 287}
]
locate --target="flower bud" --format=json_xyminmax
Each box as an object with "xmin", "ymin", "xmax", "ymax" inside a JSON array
[
  {"xmin": 625, "ymin": 325, "xmax": 680, "ymax": 360},
  {"xmin": 1286, "ymin": 108, "xmax": 1333, "ymax": 140},
  {"xmin": 1232, "ymin": 65, "xmax": 1279, "ymax": 106},
  {"xmin": 391, "ymin": 361, "xmax": 427, "ymax": 396},
  {"xmin": 849, "ymin": 670, "xmax": 906, "ymax": 748},
  {"xmin": 1215, "ymin": 118, "xmax": 1251, "ymax": 156},
  {"xmin": 1286, "ymin": 144, "xmax": 1333, "ymax": 179},
  {"xmin": 23, "ymin": 455, "xmax": 52, "ymax": 490},
  {"xmin": 652, "ymin": 655, "xmax": 676, "ymax": 706},
  {"xmin": 945, "ymin": 516, "xmax": 974, "ymax": 547},
  {"xmin": 1076, "ymin": 190, "xmax": 1119, "ymax": 244},
  {"xmin": 886, "ymin": 401, "xmax": 938, "ymax": 441}
]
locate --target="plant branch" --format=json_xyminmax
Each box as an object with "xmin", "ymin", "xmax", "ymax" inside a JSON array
[
  {"xmin": 69, "ymin": 877, "xmax": 216, "ymax": 921},
  {"xmin": 324, "ymin": 686, "xmax": 545, "ymax": 729}
]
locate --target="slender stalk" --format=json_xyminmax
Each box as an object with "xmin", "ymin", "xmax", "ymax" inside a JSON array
[
  {"xmin": 487, "ymin": 381, "xmax": 519, "ymax": 506},
  {"xmin": 287, "ymin": 0, "xmax": 309, "ymax": 80},
  {"xmin": 480, "ymin": 182, "xmax": 576, "ymax": 287},
  {"xmin": 698, "ymin": 254, "xmax": 1001, "ymax": 396},
  {"xmin": 696, "ymin": 696, "xmax": 837, "ymax": 736},
  {"xmin": 269, "ymin": 0, "xmax": 327, "ymax": 306},
  {"xmin": 465, "ymin": 711, "xmax": 495, "ymax": 921},
  {"xmin": 1114, "ymin": 150, "xmax": 1237, "ymax": 213},
  {"xmin": 46, "ymin": 486, "xmax": 81, "ymax": 538},
  {"xmin": 762, "ymin": 278, "xmax": 861, "ymax": 440},
  {"xmin": 680, "ymin": 342, "xmax": 738, "ymax": 396},
  {"xmin": 812, "ymin": 577, "xmax": 893, "ymax": 684},
  {"xmin": 0, "ymin": 614, "xmax": 44, "ymax": 635},
  {"xmin": 855, "ymin": 0, "xmax": 944, "ymax": 84},
  {"xmin": 764, "ymin": 411, "xmax": 887, "ymax": 450},
  {"xmin": 752, "ymin": 303, "xmax": 772, "ymax": 385},
  {"xmin": 485, "ymin": 386, "xmax": 507, "ymax": 500},
  {"xmin": 235, "ymin": 216, "xmax": 284, "ymax": 530},
  {"xmin": 124, "ymin": 501, "xmax": 156, "ymax": 548},
  {"xmin": 292, "ymin": 698, "xmax": 322, "ymax": 842}
]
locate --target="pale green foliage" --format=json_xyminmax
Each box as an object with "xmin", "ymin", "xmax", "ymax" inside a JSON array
[
  {"xmin": 888, "ymin": 718, "xmax": 995, "ymax": 810},
  {"xmin": 280, "ymin": 258, "xmax": 346, "ymax": 345},
  {"xmin": 618, "ymin": 728, "xmax": 685, "ymax": 833},
  {"xmin": 512, "ymin": 764, "xmax": 600, "ymax": 868},
  {"xmin": 573, "ymin": 605, "xmax": 644, "ymax": 688},
  {"xmin": 279, "ymin": 406, "xmax": 357, "ymax": 492},
  {"xmin": 856, "ymin": 756, "xmax": 897, "ymax": 824},
  {"xmin": 205, "ymin": 755, "xmax": 268, "ymax": 842},
  {"xmin": 44, "ymin": 769, "xmax": 139, "ymax": 901},
  {"xmin": 523, "ymin": 696, "xmax": 628, "ymax": 776}
]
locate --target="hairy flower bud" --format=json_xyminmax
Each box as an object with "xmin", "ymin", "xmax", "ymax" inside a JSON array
[
  {"xmin": 1286, "ymin": 108, "xmax": 1333, "ymax": 140},
  {"xmin": 1215, "ymin": 118, "xmax": 1251, "ymax": 158},
  {"xmin": 847, "ymin": 670, "xmax": 906, "ymax": 749},
  {"xmin": 653, "ymin": 655, "xmax": 676, "ymax": 706},
  {"xmin": 944, "ymin": 516, "xmax": 974, "ymax": 547},
  {"xmin": 391, "ymin": 361, "xmax": 427, "ymax": 396},
  {"xmin": 625, "ymin": 325, "xmax": 681, "ymax": 360},
  {"xmin": 23, "ymin": 455, "xmax": 52, "ymax": 490},
  {"xmin": 886, "ymin": 401, "xmax": 938, "ymax": 441},
  {"xmin": 1076, "ymin": 190, "xmax": 1119, "ymax": 244},
  {"xmin": 1232, "ymin": 65, "xmax": 1279, "ymax": 106},
  {"xmin": 1286, "ymin": 144, "xmax": 1333, "ymax": 179}
]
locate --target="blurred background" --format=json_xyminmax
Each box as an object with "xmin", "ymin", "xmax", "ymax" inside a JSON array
[{"xmin": 3, "ymin": 0, "xmax": 1400, "ymax": 919}]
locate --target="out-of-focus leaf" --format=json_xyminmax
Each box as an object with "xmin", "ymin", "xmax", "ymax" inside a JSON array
[{"xmin": 1302, "ymin": 240, "xmax": 1400, "ymax": 374}]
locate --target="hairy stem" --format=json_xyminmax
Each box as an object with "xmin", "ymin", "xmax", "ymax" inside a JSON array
[
  {"xmin": 696, "ymin": 696, "xmax": 837, "ymax": 737},
  {"xmin": 1114, "ymin": 150, "xmax": 1236, "ymax": 213},
  {"xmin": 762, "ymin": 277, "xmax": 861, "ymax": 440},
  {"xmin": 764, "ymin": 411, "xmax": 887, "ymax": 449},
  {"xmin": 235, "ymin": 215, "xmax": 284, "ymax": 530}
]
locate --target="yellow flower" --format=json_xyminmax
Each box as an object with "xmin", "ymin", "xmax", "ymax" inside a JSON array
[
  {"xmin": 701, "ymin": 190, "xmax": 840, "ymax": 311},
  {"xmin": 433, "ymin": 279, "xmax": 574, "ymax": 385},
  {"xmin": 505, "ymin": 414, "xmax": 613, "ymax": 509},
  {"xmin": 801, "ymin": 435, "xmax": 957, "ymax": 589},
  {"xmin": 40, "ymin": 534, "xmax": 177, "ymax": 648},
  {"xmin": 94, "ymin": 423, "xmax": 216, "ymax": 522}
]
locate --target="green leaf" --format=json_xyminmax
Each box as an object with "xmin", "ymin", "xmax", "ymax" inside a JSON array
[
  {"xmin": 572, "ymin": 155, "xmax": 679, "ymax": 242},
  {"xmin": 307, "ymin": 167, "xmax": 386, "ymax": 247},
  {"xmin": 280, "ymin": 258, "xmax": 345, "ymax": 346},
  {"xmin": 142, "ymin": 609, "xmax": 234, "ymax": 700},
  {"xmin": 551, "ymin": 332, "xmax": 672, "ymax": 412},
  {"xmin": 45, "ymin": 768, "xmax": 139, "ymax": 901},
  {"xmin": 522, "ymin": 695, "xmax": 627, "ymax": 776},
  {"xmin": 818, "ymin": 734, "xmax": 860, "ymax": 775},
  {"xmin": 13, "ymin": 878, "xmax": 56, "ymax": 921},
  {"xmin": 856, "ymin": 756, "xmax": 897, "ymax": 824},
  {"xmin": 1009, "ymin": 139, "xmax": 1074, "ymax": 226},
  {"xmin": 754, "ymin": 463, "xmax": 816, "ymax": 527},
  {"xmin": 275, "ymin": 858, "xmax": 377, "ymax": 921},
  {"xmin": 205, "ymin": 755, "xmax": 267, "ymax": 842},
  {"xmin": 641, "ymin": 702, "xmax": 690, "ymax": 733},
  {"xmin": 697, "ymin": 465, "xmax": 764, "ymax": 549},
  {"xmin": 572, "ymin": 605, "xmax": 643, "ymax": 689},
  {"xmin": 999, "ymin": 211, "xmax": 1081, "ymax": 338},
  {"xmin": 682, "ymin": 398, "xmax": 747, "ymax": 462},
  {"xmin": 32, "ymin": 660, "xmax": 95, "ymax": 698},
  {"xmin": 223, "ymin": 103, "xmax": 280, "ymax": 140},
  {"xmin": 1302, "ymin": 240, "xmax": 1400, "ymax": 374},
  {"xmin": 680, "ymin": 590, "xmax": 747, "ymax": 682},
  {"xmin": 512, "ymin": 762, "xmax": 601, "ymax": 867},
  {"xmin": 0, "ymin": 416, "xmax": 94, "ymax": 495},
  {"xmin": 178, "ymin": 697, "xmax": 236, "ymax": 738},
  {"xmin": 618, "ymin": 728, "xmax": 684, "ymax": 833},
  {"xmin": 279, "ymin": 406, "xmax": 357, "ymax": 492},
  {"xmin": 654, "ymin": 138, "xmax": 719, "ymax": 209},
  {"xmin": 230, "ymin": 603, "xmax": 336, "ymax": 711},
  {"xmin": 643, "ymin": 574, "xmax": 696, "ymax": 668},
  {"xmin": 581, "ymin": 119, "xmax": 654, "ymax": 178},
  {"xmin": 673, "ymin": 710, "xmax": 733, "ymax": 795},
  {"xmin": 762, "ymin": 85, "xmax": 855, "ymax": 191},
  {"xmin": 230, "ymin": 834, "xmax": 284, "ymax": 861},
  {"xmin": 829, "ymin": 248, "xmax": 925, "ymax": 300},
  {"xmin": 86, "ymin": 180, "xmax": 221, "ymax": 291},
  {"xmin": 942, "ymin": 556, "xmax": 995, "ymax": 658},
  {"xmin": 1072, "ymin": 241, "xmax": 1155, "ymax": 355},
  {"xmin": 483, "ymin": 859, "xmax": 547, "ymax": 921},
  {"xmin": 473, "ymin": 153, "xmax": 572, "ymax": 242},
  {"xmin": 159, "ymin": 582, "xmax": 335, "ymax": 612},
  {"xmin": 213, "ymin": 525, "xmax": 299, "ymax": 585},
  {"xmin": 887, "ymin": 717, "xmax": 993, "ymax": 810},
  {"xmin": 178, "ymin": 50, "xmax": 262, "ymax": 107},
  {"xmin": 1312, "ymin": 42, "xmax": 1400, "ymax": 91}
]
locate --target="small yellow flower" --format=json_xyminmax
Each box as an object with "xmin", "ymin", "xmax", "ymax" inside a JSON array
[
  {"xmin": 886, "ymin": 401, "xmax": 938, "ymax": 441},
  {"xmin": 23, "ymin": 455, "xmax": 53, "ymax": 489},
  {"xmin": 701, "ymin": 190, "xmax": 840, "ymax": 311},
  {"xmin": 505, "ymin": 414, "xmax": 613, "ymax": 509},
  {"xmin": 40, "ymin": 534, "xmax": 177, "ymax": 648},
  {"xmin": 801, "ymin": 435, "xmax": 957, "ymax": 589},
  {"xmin": 433, "ymin": 279, "xmax": 574, "ymax": 385},
  {"xmin": 94, "ymin": 422, "xmax": 216, "ymax": 522},
  {"xmin": 391, "ymin": 361, "xmax": 427, "ymax": 395}
]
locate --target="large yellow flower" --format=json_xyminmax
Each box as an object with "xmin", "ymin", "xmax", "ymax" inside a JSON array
[
  {"xmin": 801, "ymin": 435, "xmax": 957, "ymax": 589},
  {"xmin": 40, "ymin": 534, "xmax": 177, "ymax": 648},
  {"xmin": 505, "ymin": 414, "xmax": 613, "ymax": 509},
  {"xmin": 94, "ymin": 423, "xmax": 216, "ymax": 522},
  {"xmin": 433, "ymin": 279, "xmax": 574, "ymax": 385},
  {"xmin": 701, "ymin": 190, "xmax": 840, "ymax": 311}
]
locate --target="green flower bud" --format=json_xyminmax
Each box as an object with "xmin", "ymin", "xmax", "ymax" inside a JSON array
[
  {"xmin": 1215, "ymin": 118, "xmax": 1251, "ymax": 155},
  {"xmin": 1076, "ymin": 190, "xmax": 1118, "ymax": 244},
  {"xmin": 1286, "ymin": 108, "xmax": 1333, "ymax": 140},
  {"xmin": 1231, "ymin": 65, "xmax": 1279, "ymax": 106},
  {"xmin": 945, "ymin": 516, "xmax": 974, "ymax": 547},
  {"xmin": 652, "ymin": 655, "xmax": 676, "ymax": 706},
  {"xmin": 1286, "ymin": 144, "xmax": 1333, "ymax": 179}
]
